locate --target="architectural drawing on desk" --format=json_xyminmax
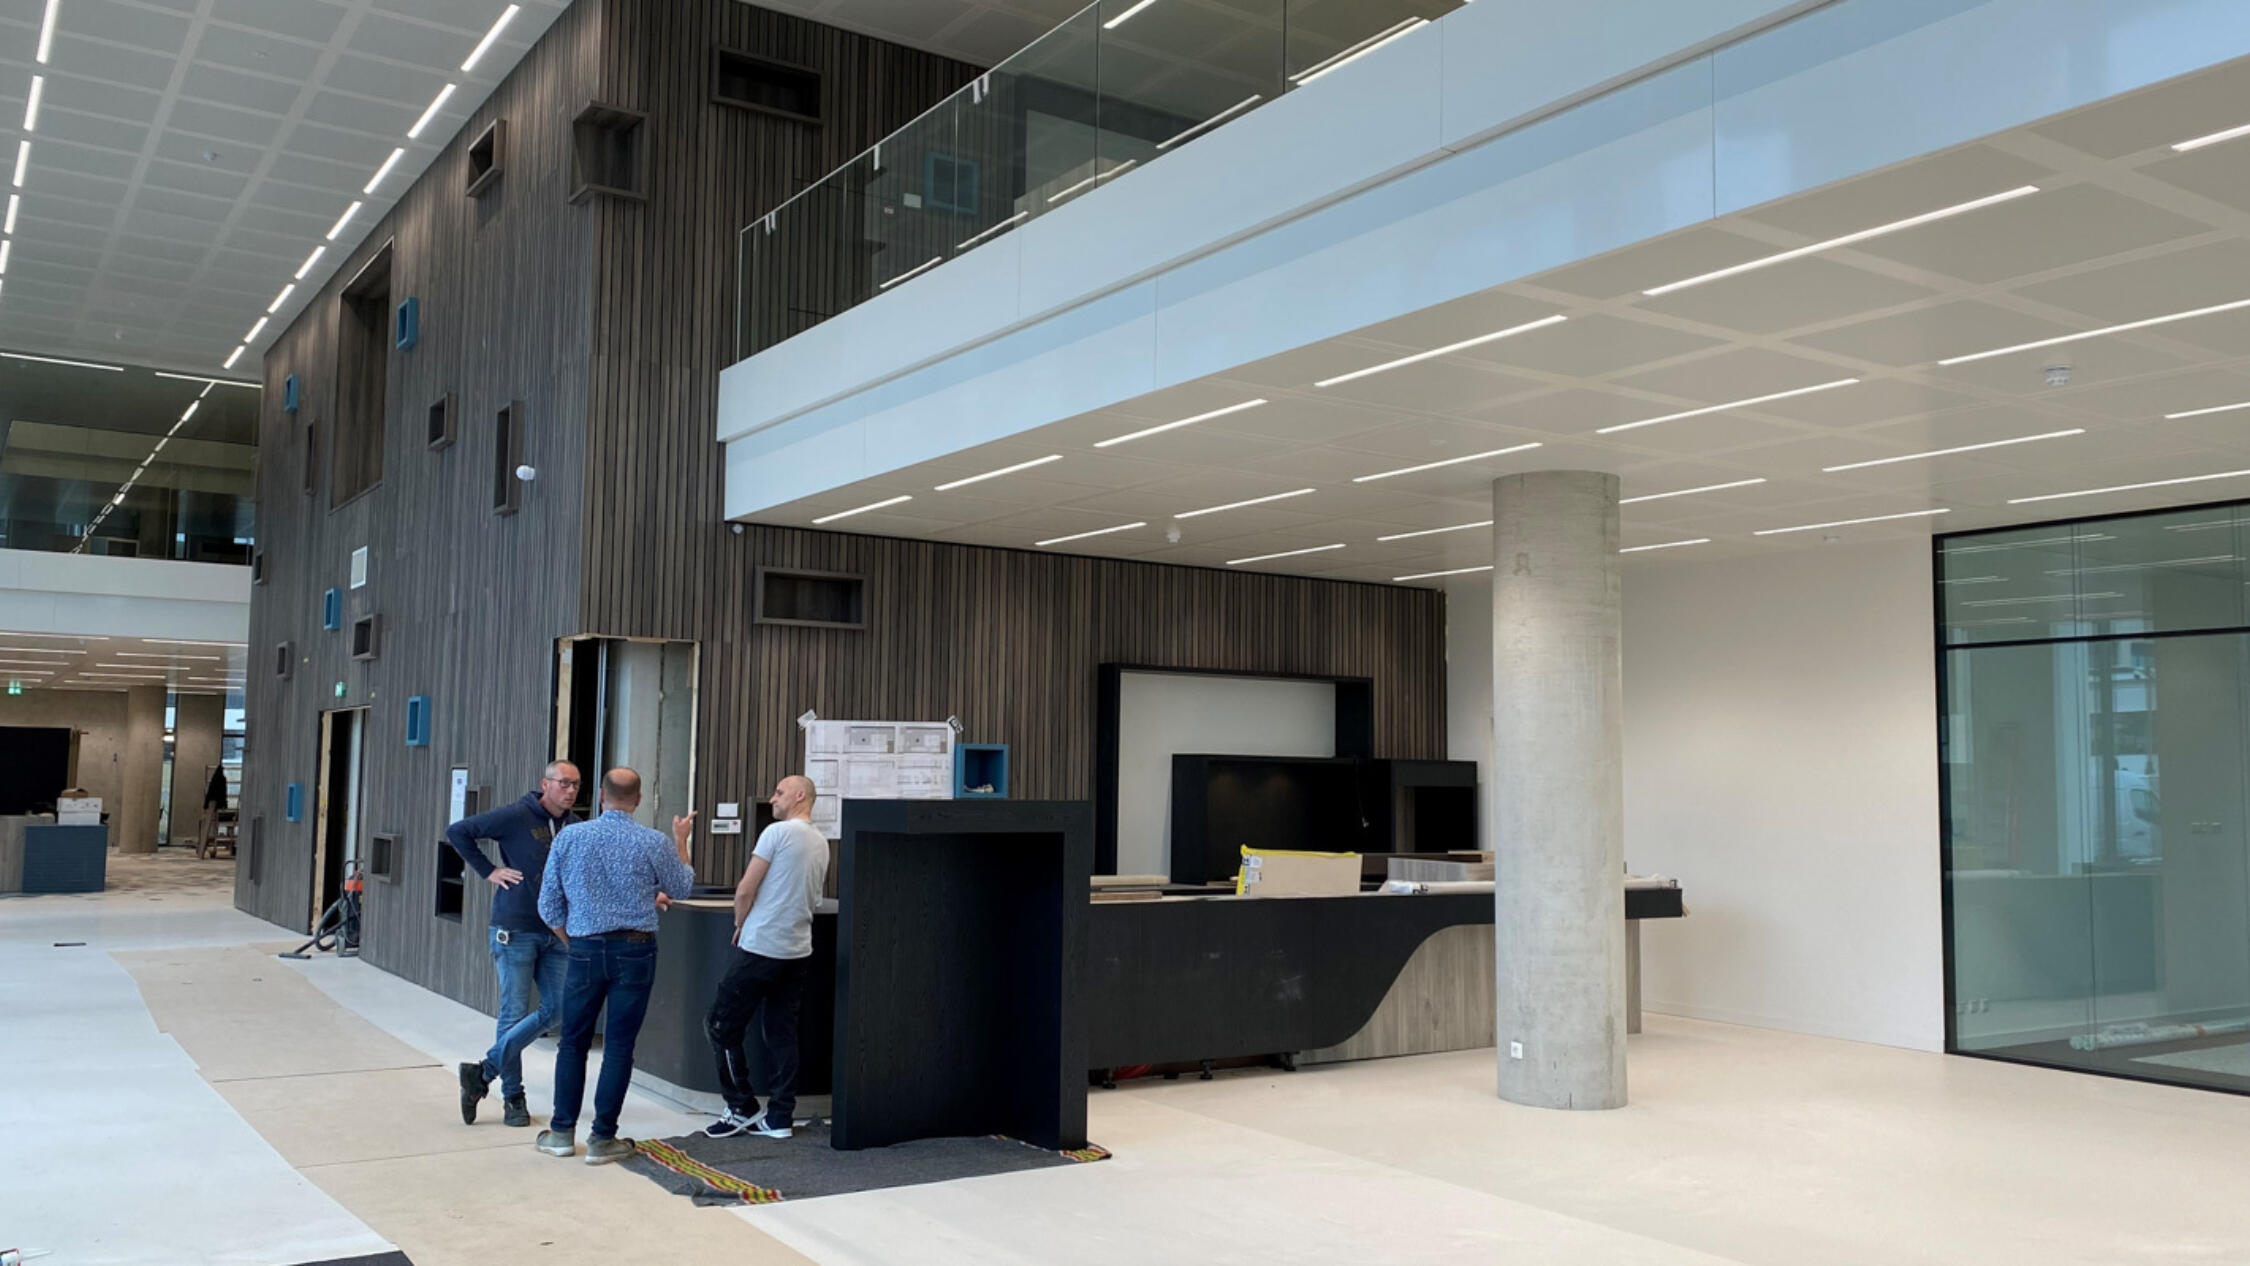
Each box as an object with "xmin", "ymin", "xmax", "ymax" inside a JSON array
[{"xmin": 804, "ymin": 719, "xmax": 957, "ymax": 837}]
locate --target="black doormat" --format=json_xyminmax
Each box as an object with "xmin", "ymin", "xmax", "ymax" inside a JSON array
[
  {"xmin": 625, "ymin": 1122, "xmax": 1110, "ymax": 1206},
  {"xmin": 285, "ymin": 1254, "xmax": 413, "ymax": 1266}
]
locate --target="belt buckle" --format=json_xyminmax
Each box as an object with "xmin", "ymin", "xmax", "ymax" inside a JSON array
[{"xmin": 495, "ymin": 928, "xmax": 512, "ymax": 945}]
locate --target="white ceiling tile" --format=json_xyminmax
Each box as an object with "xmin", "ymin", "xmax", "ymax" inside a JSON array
[
  {"xmin": 1791, "ymin": 301, "xmax": 2075, "ymax": 368},
  {"xmin": 1847, "ymin": 183, "xmax": 2212, "ymax": 286}
]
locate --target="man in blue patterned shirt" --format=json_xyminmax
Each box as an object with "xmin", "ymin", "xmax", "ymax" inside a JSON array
[{"xmin": 533, "ymin": 767, "xmax": 696, "ymax": 1164}]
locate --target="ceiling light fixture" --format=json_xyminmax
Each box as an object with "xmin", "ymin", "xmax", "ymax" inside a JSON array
[
  {"xmin": 811, "ymin": 494, "xmax": 913, "ymax": 524},
  {"xmin": 2164, "ymin": 399, "xmax": 2250, "ymax": 420},
  {"xmin": 153, "ymin": 372, "xmax": 257, "ymax": 389},
  {"xmin": 1228, "ymin": 543, "xmax": 1347, "ymax": 566},
  {"xmin": 1046, "ymin": 159, "xmax": 1138, "ymax": 204},
  {"xmin": 3, "ymin": 193, "xmax": 16, "ymax": 234},
  {"xmin": 1376, "ymin": 520, "xmax": 1492, "ymax": 542},
  {"xmin": 1, "ymin": 351, "xmax": 122, "ymax": 372},
  {"xmin": 2045, "ymin": 555, "xmax": 2242, "ymax": 578},
  {"xmin": 933, "ymin": 454, "xmax": 1063, "ymax": 490},
  {"xmin": 1158, "ymin": 94, "xmax": 1262, "ymax": 150},
  {"xmin": 1353, "ymin": 441, "xmax": 1544, "ymax": 483},
  {"xmin": 293, "ymin": 246, "xmax": 326, "ymax": 280},
  {"xmin": 1753, "ymin": 508, "xmax": 1950, "ymax": 536},
  {"xmin": 1821, "ymin": 428, "xmax": 2084, "ymax": 472},
  {"xmin": 1596, "ymin": 378, "xmax": 1861, "ymax": 434},
  {"xmin": 22, "ymin": 75, "xmax": 43, "ymax": 132},
  {"xmin": 1960, "ymin": 591, "xmax": 2121, "ymax": 609},
  {"xmin": 1096, "ymin": 398, "xmax": 1268, "ymax": 447},
  {"xmin": 1036, "ymin": 521, "xmax": 1147, "ymax": 547},
  {"xmin": 1393, "ymin": 565, "xmax": 1494, "ymax": 582},
  {"xmin": 179, "ymin": 400, "xmax": 199, "ymax": 424},
  {"xmin": 1641, "ymin": 186, "xmax": 2040, "ymax": 296},
  {"xmin": 1175, "ymin": 487, "xmax": 1316, "ymax": 518},
  {"xmin": 1292, "ymin": 17, "xmax": 1427, "ymax": 85},
  {"xmin": 407, "ymin": 84, "xmax": 459, "ymax": 140},
  {"xmin": 2172, "ymin": 121, "xmax": 2250, "ymax": 153},
  {"xmin": 243, "ymin": 316, "xmax": 268, "ymax": 343},
  {"xmin": 1619, "ymin": 478, "xmax": 1767, "ymax": 504},
  {"xmin": 10, "ymin": 140, "xmax": 27, "ymax": 188},
  {"xmin": 1942, "ymin": 532, "xmax": 2112, "ymax": 556},
  {"xmin": 325, "ymin": 201, "xmax": 363, "ymax": 242},
  {"xmin": 877, "ymin": 257, "xmax": 942, "ymax": 290},
  {"xmin": 1102, "ymin": 0, "xmax": 1158, "ymax": 29},
  {"xmin": 222, "ymin": 345, "xmax": 246, "ymax": 370},
  {"xmin": 957, "ymin": 211, "xmax": 1027, "ymax": 251},
  {"xmin": 0, "ymin": 239, "xmax": 11, "ymax": 274},
  {"xmin": 1620, "ymin": 538, "xmax": 1713, "ymax": 553},
  {"xmin": 35, "ymin": 0, "xmax": 58, "ymax": 63},
  {"xmin": 1314, "ymin": 315, "xmax": 1566, "ymax": 388},
  {"xmin": 138, "ymin": 639, "xmax": 245, "ymax": 647},
  {"xmin": 461, "ymin": 4, "xmax": 522, "ymax": 73},
  {"xmin": 266, "ymin": 283, "xmax": 296, "ymax": 314},
  {"xmin": 363, "ymin": 147, "xmax": 407, "ymax": 195},
  {"xmin": 1939, "ymin": 297, "xmax": 2250, "ymax": 366},
  {"xmin": 2007, "ymin": 468, "xmax": 2250, "ymax": 505}
]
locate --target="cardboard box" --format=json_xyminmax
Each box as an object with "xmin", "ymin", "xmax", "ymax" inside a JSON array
[
  {"xmin": 1236, "ymin": 847, "xmax": 1360, "ymax": 898},
  {"xmin": 56, "ymin": 797, "xmax": 102, "ymax": 826}
]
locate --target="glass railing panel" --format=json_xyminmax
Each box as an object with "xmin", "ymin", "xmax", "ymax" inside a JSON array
[
  {"xmin": 967, "ymin": 6, "xmax": 1100, "ymax": 242},
  {"xmin": 1283, "ymin": 0, "xmax": 1452, "ymax": 86},
  {"xmin": 1093, "ymin": 0, "xmax": 1284, "ymax": 198}
]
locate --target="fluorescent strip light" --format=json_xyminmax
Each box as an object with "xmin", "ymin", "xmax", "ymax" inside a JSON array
[
  {"xmin": 1096, "ymin": 398, "xmax": 1268, "ymax": 448},
  {"xmin": 1377, "ymin": 520, "xmax": 1492, "ymax": 542},
  {"xmin": 153, "ymin": 372, "xmax": 259, "ymax": 389},
  {"xmin": 1821, "ymin": 428, "xmax": 2084, "ymax": 472},
  {"xmin": 0, "ymin": 239, "xmax": 11, "ymax": 274},
  {"xmin": 325, "ymin": 201, "xmax": 363, "ymax": 242},
  {"xmin": 1046, "ymin": 159, "xmax": 1139, "ymax": 205},
  {"xmin": 138, "ymin": 639, "xmax": 245, "ymax": 647},
  {"xmin": 1753, "ymin": 508, "xmax": 1950, "ymax": 536},
  {"xmin": 1229, "ymin": 544, "xmax": 1346, "ymax": 566},
  {"xmin": 1157, "ymin": 94, "xmax": 1262, "ymax": 151},
  {"xmin": 243, "ymin": 316, "xmax": 268, "ymax": 343},
  {"xmin": 11, "ymin": 140, "xmax": 27, "ymax": 187},
  {"xmin": 1597, "ymin": 378, "xmax": 1861, "ymax": 435},
  {"xmin": 0, "ymin": 648, "xmax": 69, "ymax": 656},
  {"xmin": 23, "ymin": 75, "xmax": 44, "ymax": 132},
  {"xmin": 2161, "ymin": 519, "xmax": 2237, "ymax": 534},
  {"xmin": 407, "ymin": 84, "xmax": 458, "ymax": 140},
  {"xmin": 461, "ymin": 4, "xmax": 521, "ymax": 72},
  {"xmin": 957, "ymin": 211, "xmax": 1027, "ymax": 251},
  {"xmin": 811, "ymin": 494, "xmax": 912, "ymax": 524},
  {"xmin": 877, "ymin": 256, "xmax": 941, "ymax": 290},
  {"xmin": 2172, "ymin": 121, "xmax": 2250, "ymax": 153},
  {"xmin": 3, "ymin": 193, "xmax": 16, "ymax": 234},
  {"xmin": 933, "ymin": 454, "xmax": 1063, "ymax": 490},
  {"xmin": 1292, "ymin": 18, "xmax": 1426, "ymax": 85},
  {"xmin": 1175, "ymin": 488, "xmax": 1316, "ymax": 518},
  {"xmin": 1102, "ymin": 0, "xmax": 1158, "ymax": 29},
  {"xmin": 1037, "ymin": 521, "xmax": 1147, "ymax": 547},
  {"xmin": 1942, "ymin": 532, "xmax": 2112, "ymax": 556},
  {"xmin": 1939, "ymin": 298, "xmax": 2250, "ymax": 366},
  {"xmin": 1, "ymin": 351, "xmax": 122, "ymax": 372},
  {"xmin": 1620, "ymin": 478, "xmax": 1766, "ymax": 504},
  {"xmin": 2045, "ymin": 555, "xmax": 2242, "ymax": 577},
  {"xmin": 1642, "ymin": 186, "xmax": 2040, "ymax": 296},
  {"xmin": 1315, "ymin": 315, "xmax": 1566, "ymax": 388},
  {"xmin": 266, "ymin": 283, "xmax": 295, "ymax": 314},
  {"xmin": 1621, "ymin": 538, "xmax": 1713, "ymax": 553},
  {"xmin": 363, "ymin": 147, "xmax": 406, "ymax": 195},
  {"xmin": 1939, "ymin": 576, "xmax": 2004, "ymax": 585},
  {"xmin": 36, "ymin": 0, "xmax": 58, "ymax": 63},
  {"xmin": 2165, "ymin": 399, "xmax": 2250, "ymax": 421},
  {"xmin": 179, "ymin": 400, "xmax": 200, "ymax": 424},
  {"xmin": 2007, "ymin": 468, "xmax": 2250, "ymax": 505},
  {"xmin": 1354, "ymin": 441, "xmax": 1543, "ymax": 483},
  {"xmin": 198, "ymin": 382, "xmax": 212, "ymax": 397},
  {"xmin": 1394, "ymin": 565, "xmax": 1494, "ymax": 582},
  {"xmin": 293, "ymin": 245, "xmax": 327, "ymax": 280},
  {"xmin": 1960, "ymin": 591, "xmax": 2120, "ymax": 609},
  {"xmin": 222, "ymin": 345, "xmax": 246, "ymax": 369}
]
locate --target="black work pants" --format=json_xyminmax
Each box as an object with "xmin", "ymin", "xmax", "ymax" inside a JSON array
[{"xmin": 705, "ymin": 947, "xmax": 810, "ymax": 1125}]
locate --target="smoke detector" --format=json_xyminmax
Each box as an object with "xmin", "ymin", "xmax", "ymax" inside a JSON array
[{"xmin": 2044, "ymin": 362, "xmax": 2073, "ymax": 388}]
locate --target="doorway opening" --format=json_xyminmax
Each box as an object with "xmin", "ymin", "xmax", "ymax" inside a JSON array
[
  {"xmin": 313, "ymin": 707, "xmax": 369, "ymax": 929},
  {"xmin": 555, "ymin": 637, "xmax": 697, "ymax": 826}
]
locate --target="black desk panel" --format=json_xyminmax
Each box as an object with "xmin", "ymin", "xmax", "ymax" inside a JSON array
[{"xmin": 640, "ymin": 897, "xmax": 836, "ymax": 1098}]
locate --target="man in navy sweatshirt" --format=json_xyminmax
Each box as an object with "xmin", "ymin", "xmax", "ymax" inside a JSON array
[{"xmin": 445, "ymin": 760, "xmax": 581, "ymax": 1127}]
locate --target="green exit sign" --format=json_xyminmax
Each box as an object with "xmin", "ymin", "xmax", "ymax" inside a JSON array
[{"xmin": 6, "ymin": 680, "xmax": 21, "ymax": 695}]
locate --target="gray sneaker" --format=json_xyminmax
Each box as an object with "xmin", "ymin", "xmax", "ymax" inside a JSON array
[
  {"xmin": 584, "ymin": 1136, "xmax": 634, "ymax": 1165},
  {"xmin": 535, "ymin": 1129, "xmax": 574, "ymax": 1157}
]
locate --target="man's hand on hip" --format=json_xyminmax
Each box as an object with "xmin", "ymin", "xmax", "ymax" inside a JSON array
[{"xmin": 487, "ymin": 867, "xmax": 525, "ymax": 889}]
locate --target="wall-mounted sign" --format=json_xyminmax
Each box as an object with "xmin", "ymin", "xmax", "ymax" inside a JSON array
[
  {"xmin": 349, "ymin": 546, "xmax": 369, "ymax": 589},
  {"xmin": 450, "ymin": 767, "xmax": 470, "ymax": 823}
]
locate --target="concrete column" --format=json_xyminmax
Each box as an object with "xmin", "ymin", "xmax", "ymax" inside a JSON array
[
  {"xmin": 169, "ymin": 693, "xmax": 225, "ymax": 847},
  {"xmin": 116, "ymin": 685, "xmax": 168, "ymax": 855},
  {"xmin": 1491, "ymin": 470, "xmax": 1626, "ymax": 1110}
]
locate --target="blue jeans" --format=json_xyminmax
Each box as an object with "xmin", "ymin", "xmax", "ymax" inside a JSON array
[
  {"xmin": 549, "ymin": 934, "xmax": 657, "ymax": 1140},
  {"xmin": 481, "ymin": 926, "xmax": 566, "ymax": 1100}
]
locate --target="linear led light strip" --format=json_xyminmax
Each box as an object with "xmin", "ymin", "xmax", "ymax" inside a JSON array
[
  {"xmin": 1619, "ymin": 478, "xmax": 1764, "ymax": 504},
  {"xmin": 1037, "ymin": 521, "xmax": 1145, "ymax": 547},
  {"xmin": 1395, "ymin": 565, "xmax": 1492, "ymax": 582},
  {"xmin": 462, "ymin": 4, "xmax": 521, "ymax": 73},
  {"xmin": 408, "ymin": 85, "xmax": 458, "ymax": 140},
  {"xmin": 1102, "ymin": 0, "xmax": 1158, "ymax": 29},
  {"xmin": 363, "ymin": 147, "xmax": 406, "ymax": 195},
  {"xmin": 1939, "ymin": 297, "xmax": 2250, "ymax": 366},
  {"xmin": 1158, "ymin": 95, "xmax": 1261, "ymax": 151},
  {"xmin": 1821, "ymin": 428, "xmax": 2084, "ymax": 472},
  {"xmin": 1960, "ymin": 591, "xmax": 2120, "ymax": 609},
  {"xmin": 1355, "ymin": 442, "xmax": 1542, "ymax": 483},
  {"xmin": 1047, "ymin": 159, "xmax": 1138, "ymax": 205},
  {"xmin": 2166, "ymin": 399, "xmax": 2250, "ymax": 420},
  {"xmin": 11, "ymin": 139, "xmax": 29, "ymax": 188},
  {"xmin": 2045, "ymin": 555, "xmax": 2242, "ymax": 577},
  {"xmin": 2173, "ymin": 121, "xmax": 2250, "ymax": 152},
  {"xmin": 1293, "ymin": 18, "xmax": 1426, "ymax": 86},
  {"xmin": 1097, "ymin": 398, "xmax": 1266, "ymax": 448},
  {"xmin": 2008, "ymin": 467, "xmax": 2250, "ymax": 505},
  {"xmin": 1642, "ymin": 187, "xmax": 2040, "ymax": 296},
  {"xmin": 957, "ymin": 212, "xmax": 1027, "ymax": 251},
  {"xmin": 1378, "ymin": 520, "xmax": 1490, "ymax": 542},
  {"xmin": 4, "ymin": 193, "xmax": 17, "ymax": 233},
  {"xmin": 22, "ymin": 75, "xmax": 43, "ymax": 132},
  {"xmin": 1596, "ymin": 378, "xmax": 1860, "ymax": 434},
  {"xmin": 1752, "ymin": 508, "xmax": 1949, "ymax": 536},
  {"xmin": 933, "ymin": 454, "xmax": 1060, "ymax": 490},
  {"xmin": 1942, "ymin": 532, "xmax": 2112, "ymax": 556},
  {"xmin": 1316, "ymin": 315, "xmax": 1564, "ymax": 389},
  {"xmin": 36, "ymin": 0, "xmax": 58, "ymax": 62},
  {"xmin": 1228, "ymin": 543, "xmax": 1344, "ymax": 566},
  {"xmin": 812, "ymin": 494, "xmax": 911, "ymax": 524},
  {"xmin": 1175, "ymin": 487, "xmax": 1315, "ymax": 518},
  {"xmin": 153, "ymin": 372, "xmax": 258, "ymax": 389},
  {"xmin": 2, "ymin": 350, "xmax": 121, "ymax": 372},
  {"xmin": 1620, "ymin": 538, "xmax": 1712, "ymax": 553},
  {"xmin": 877, "ymin": 257, "xmax": 942, "ymax": 290}
]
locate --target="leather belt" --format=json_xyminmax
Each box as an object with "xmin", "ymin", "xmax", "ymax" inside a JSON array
[{"xmin": 582, "ymin": 929, "xmax": 654, "ymax": 942}]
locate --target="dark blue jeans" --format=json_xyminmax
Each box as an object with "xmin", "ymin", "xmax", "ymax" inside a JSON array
[
  {"xmin": 481, "ymin": 926, "xmax": 566, "ymax": 1100},
  {"xmin": 549, "ymin": 934, "xmax": 657, "ymax": 1140}
]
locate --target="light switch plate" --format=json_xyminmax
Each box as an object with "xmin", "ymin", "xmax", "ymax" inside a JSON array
[
  {"xmin": 1509, "ymin": 1041, "xmax": 1524, "ymax": 1060},
  {"xmin": 711, "ymin": 818, "xmax": 743, "ymax": 835}
]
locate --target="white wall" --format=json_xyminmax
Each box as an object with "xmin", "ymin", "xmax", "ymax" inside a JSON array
[
  {"xmin": 0, "ymin": 549, "xmax": 250, "ymax": 642},
  {"xmin": 1115, "ymin": 671, "xmax": 1336, "ymax": 877},
  {"xmin": 1447, "ymin": 538, "xmax": 1944, "ymax": 1051}
]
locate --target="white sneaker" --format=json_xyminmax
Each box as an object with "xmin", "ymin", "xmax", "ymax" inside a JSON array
[
  {"xmin": 744, "ymin": 1111, "xmax": 793, "ymax": 1139},
  {"xmin": 702, "ymin": 1111, "xmax": 755, "ymax": 1139}
]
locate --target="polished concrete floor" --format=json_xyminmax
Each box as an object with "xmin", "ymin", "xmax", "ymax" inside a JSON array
[{"xmin": 7, "ymin": 858, "xmax": 2250, "ymax": 1265}]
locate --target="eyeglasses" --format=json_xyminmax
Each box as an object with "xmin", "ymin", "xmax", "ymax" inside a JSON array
[{"xmin": 545, "ymin": 776, "xmax": 582, "ymax": 788}]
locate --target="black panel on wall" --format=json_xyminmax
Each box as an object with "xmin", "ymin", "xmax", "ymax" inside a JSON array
[{"xmin": 0, "ymin": 727, "xmax": 71, "ymax": 814}]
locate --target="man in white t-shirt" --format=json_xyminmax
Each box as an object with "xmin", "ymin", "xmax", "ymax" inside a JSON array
[{"xmin": 702, "ymin": 774, "xmax": 830, "ymax": 1139}]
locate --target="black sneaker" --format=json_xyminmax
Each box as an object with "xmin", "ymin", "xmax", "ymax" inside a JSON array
[
  {"xmin": 457, "ymin": 1061, "xmax": 491, "ymax": 1125},
  {"xmin": 702, "ymin": 1110, "xmax": 755, "ymax": 1139},
  {"xmin": 503, "ymin": 1095, "xmax": 531, "ymax": 1128}
]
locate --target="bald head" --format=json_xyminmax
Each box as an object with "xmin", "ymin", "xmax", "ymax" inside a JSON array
[
  {"xmin": 601, "ymin": 767, "xmax": 643, "ymax": 811},
  {"xmin": 771, "ymin": 775, "xmax": 815, "ymax": 822}
]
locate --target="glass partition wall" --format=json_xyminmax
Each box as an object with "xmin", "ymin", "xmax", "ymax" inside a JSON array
[{"xmin": 1941, "ymin": 500, "xmax": 2250, "ymax": 1093}]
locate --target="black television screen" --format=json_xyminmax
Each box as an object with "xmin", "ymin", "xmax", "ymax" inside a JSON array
[{"xmin": 0, "ymin": 726, "xmax": 72, "ymax": 815}]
